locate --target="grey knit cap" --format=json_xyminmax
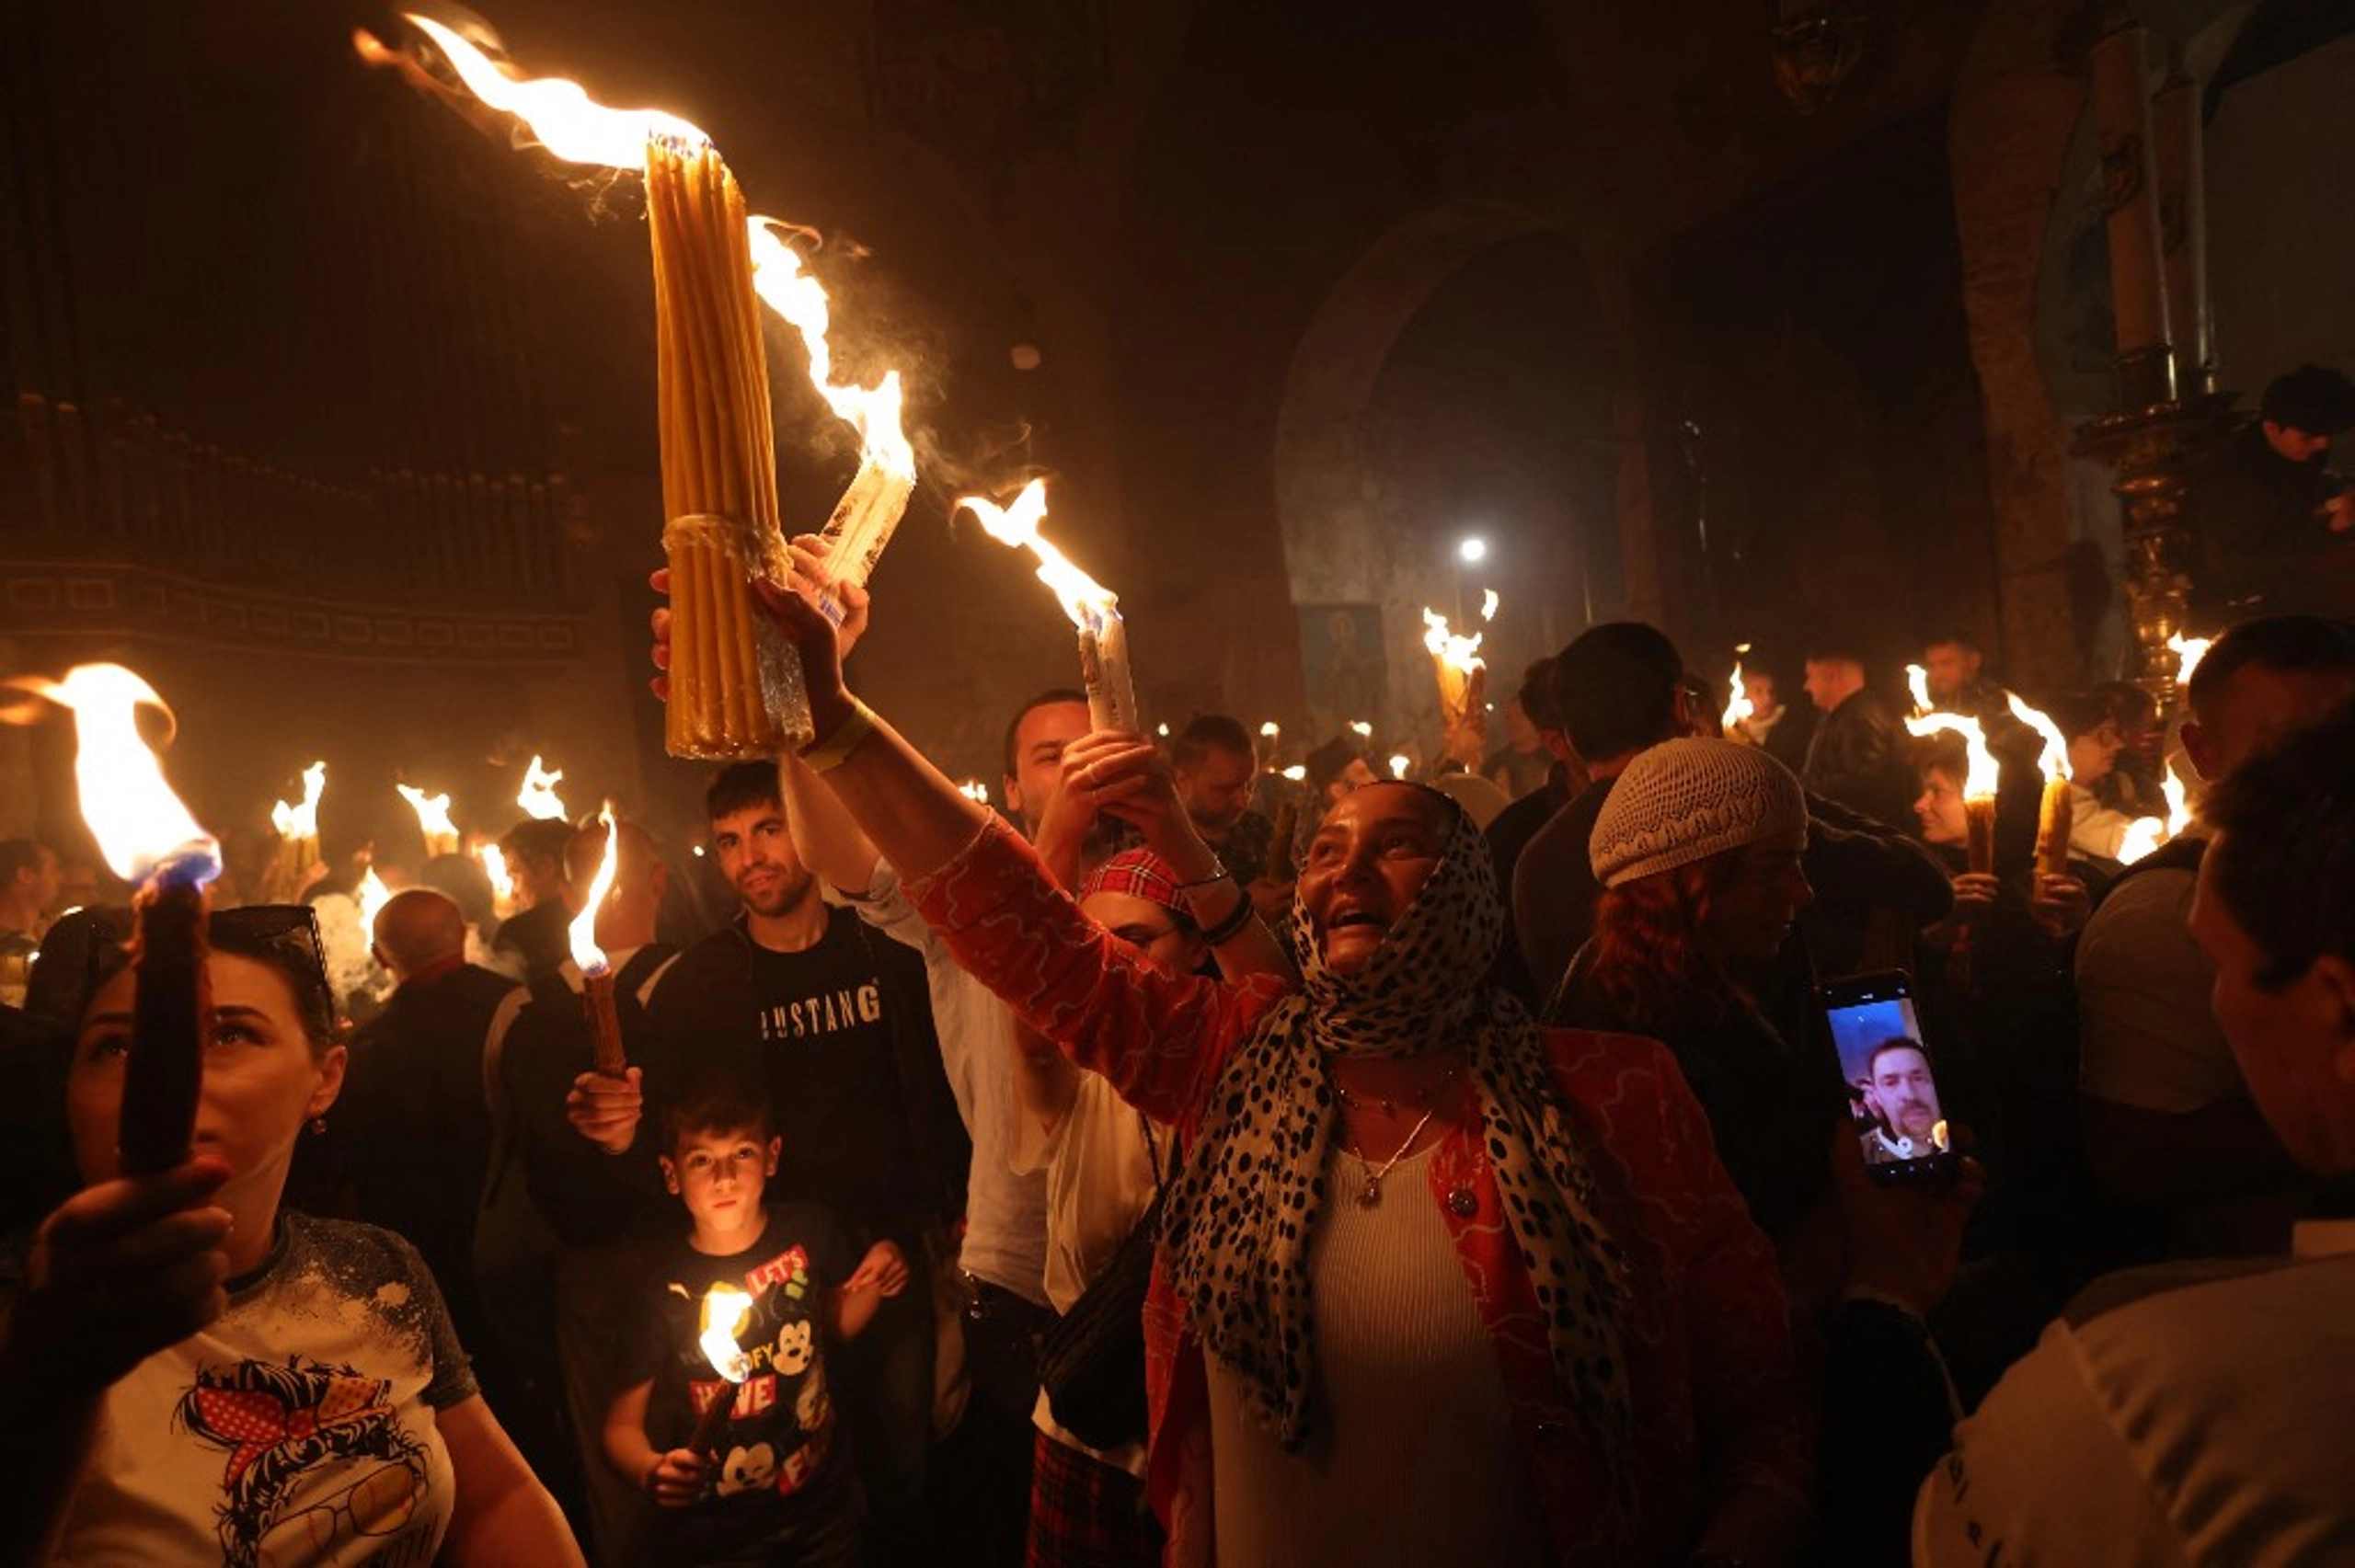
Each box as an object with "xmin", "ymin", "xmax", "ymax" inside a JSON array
[{"xmin": 1588, "ymin": 738, "xmax": 1809, "ymax": 887}]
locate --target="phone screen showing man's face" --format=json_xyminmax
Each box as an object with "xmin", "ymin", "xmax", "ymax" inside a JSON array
[{"xmin": 1827, "ymin": 994, "xmax": 1950, "ymax": 1170}]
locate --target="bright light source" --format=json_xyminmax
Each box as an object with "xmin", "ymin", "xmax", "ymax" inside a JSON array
[{"xmin": 1457, "ymin": 537, "xmax": 1488, "ymax": 565}]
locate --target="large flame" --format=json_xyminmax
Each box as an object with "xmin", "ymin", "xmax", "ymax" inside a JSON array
[
  {"xmin": 699, "ymin": 1283, "xmax": 754, "ymax": 1383},
  {"xmin": 401, "ymin": 17, "xmax": 913, "ymax": 498},
  {"xmin": 1905, "ymin": 664, "xmax": 2000, "ymax": 799},
  {"xmin": 9, "ymin": 666, "xmax": 218, "ymax": 883},
  {"xmin": 396, "ymin": 784, "xmax": 461, "ymax": 854},
  {"xmin": 2116, "ymin": 767, "xmax": 2195, "ymax": 865},
  {"xmin": 2005, "ymin": 694, "xmax": 2074, "ymax": 783},
  {"xmin": 568, "ymin": 802, "xmax": 622, "ymax": 975},
  {"xmin": 518, "ymin": 755, "xmax": 569, "ymax": 822},
  {"xmin": 270, "ymin": 761, "xmax": 327, "ymax": 844},
  {"xmin": 357, "ymin": 865, "xmax": 393, "ymax": 933},
  {"xmin": 2168, "ymin": 632, "xmax": 2211, "ymax": 689},
  {"xmin": 479, "ymin": 842, "xmax": 516, "ymax": 910},
  {"xmin": 1420, "ymin": 608, "xmax": 1488, "ymax": 676},
  {"xmin": 745, "ymin": 223, "xmax": 914, "ymax": 481},
  {"xmin": 1723, "ymin": 644, "xmax": 1754, "ymax": 733},
  {"xmin": 956, "ymin": 480, "xmax": 1122, "ymax": 630},
  {"xmin": 405, "ymin": 16, "xmax": 706, "ymax": 163}
]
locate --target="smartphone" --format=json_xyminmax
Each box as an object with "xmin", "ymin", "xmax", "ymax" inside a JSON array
[{"xmin": 1821, "ymin": 969, "xmax": 1957, "ymax": 1185}]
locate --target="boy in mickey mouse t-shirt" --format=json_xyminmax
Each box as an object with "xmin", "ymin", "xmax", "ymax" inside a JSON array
[{"xmin": 604, "ymin": 1076, "xmax": 909, "ymax": 1566}]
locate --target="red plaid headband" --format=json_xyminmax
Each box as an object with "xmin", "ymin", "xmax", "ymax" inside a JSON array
[{"xmin": 1078, "ymin": 848, "xmax": 1185, "ymax": 913}]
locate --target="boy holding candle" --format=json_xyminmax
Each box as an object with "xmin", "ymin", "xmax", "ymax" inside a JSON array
[{"xmin": 603, "ymin": 1074, "xmax": 908, "ymax": 1567}]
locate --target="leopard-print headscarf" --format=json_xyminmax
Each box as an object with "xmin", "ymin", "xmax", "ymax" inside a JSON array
[{"xmin": 1159, "ymin": 789, "xmax": 1635, "ymax": 1518}]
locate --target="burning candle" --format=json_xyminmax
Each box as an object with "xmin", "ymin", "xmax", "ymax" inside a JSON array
[
  {"xmin": 569, "ymin": 802, "xmax": 628, "ymax": 1076},
  {"xmin": 391, "ymin": 19, "xmax": 917, "ymax": 745},
  {"xmin": 958, "ymin": 480, "xmax": 1141, "ymax": 733},
  {"xmin": 2116, "ymin": 768, "xmax": 2192, "ymax": 865},
  {"xmin": 1722, "ymin": 645, "xmax": 1755, "ymax": 738},
  {"xmin": 2005, "ymin": 695, "xmax": 2078, "ymax": 878},
  {"xmin": 518, "ymin": 755, "xmax": 569, "ymax": 822},
  {"xmin": 24, "ymin": 666, "xmax": 222, "ymax": 1173},
  {"xmin": 396, "ymin": 784, "xmax": 461, "ymax": 858},
  {"xmin": 1420, "ymin": 599, "xmax": 1493, "ymax": 739},
  {"xmin": 270, "ymin": 760, "xmax": 327, "ymax": 900},
  {"xmin": 2167, "ymin": 631, "xmax": 2210, "ymax": 691},
  {"xmin": 689, "ymin": 1284, "xmax": 755, "ymax": 1455},
  {"xmin": 479, "ymin": 842, "xmax": 517, "ymax": 918},
  {"xmin": 1906, "ymin": 665, "xmax": 2001, "ymax": 876}
]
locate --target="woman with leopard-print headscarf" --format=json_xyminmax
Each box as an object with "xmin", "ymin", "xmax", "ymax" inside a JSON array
[{"xmin": 695, "ymin": 557, "xmax": 1816, "ymax": 1566}]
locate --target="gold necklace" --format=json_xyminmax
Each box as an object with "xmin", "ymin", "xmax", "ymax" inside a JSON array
[
  {"xmin": 1347, "ymin": 1102, "xmax": 1442, "ymax": 1208},
  {"xmin": 1332, "ymin": 1061, "xmax": 1462, "ymax": 1119}
]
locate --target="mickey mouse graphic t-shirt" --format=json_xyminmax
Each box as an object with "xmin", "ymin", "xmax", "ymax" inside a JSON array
[
  {"xmin": 624, "ymin": 1203, "xmax": 857, "ymax": 1560},
  {"xmin": 9, "ymin": 1212, "xmax": 476, "ymax": 1567}
]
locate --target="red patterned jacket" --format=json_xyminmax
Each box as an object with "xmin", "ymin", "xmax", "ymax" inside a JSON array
[{"xmin": 912, "ymin": 818, "xmax": 1814, "ymax": 1564}]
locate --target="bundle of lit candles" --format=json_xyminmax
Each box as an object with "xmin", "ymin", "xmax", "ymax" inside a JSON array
[{"xmin": 569, "ymin": 802, "xmax": 630, "ymax": 1076}]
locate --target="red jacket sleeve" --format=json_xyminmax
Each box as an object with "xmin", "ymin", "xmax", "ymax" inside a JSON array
[{"xmin": 907, "ymin": 817, "xmax": 1290, "ymax": 1126}]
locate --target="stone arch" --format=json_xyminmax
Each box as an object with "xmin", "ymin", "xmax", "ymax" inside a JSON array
[{"xmin": 1272, "ymin": 201, "xmax": 1606, "ymax": 738}]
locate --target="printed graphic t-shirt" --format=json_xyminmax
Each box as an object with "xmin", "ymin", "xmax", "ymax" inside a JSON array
[
  {"xmin": 20, "ymin": 1212, "xmax": 476, "ymax": 1568},
  {"xmin": 743, "ymin": 912, "xmax": 924, "ymax": 1235},
  {"xmin": 623, "ymin": 1206, "xmax": 857, "ymax": 1556}
]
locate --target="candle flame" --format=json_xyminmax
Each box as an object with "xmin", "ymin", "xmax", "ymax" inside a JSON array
[
  {"xmin": 2005, "ymin": 694, "xmax": 2074, "ymax": 783},
  {"xmin": 2115, "ymin": 767, "xmax": 2194, "ymax": 865},
  {"xmin": 405, "ymin": 16, "xmax": 707, "ymax": 164},
  {"xmin": 568, "ymin": 802, "xmax": 622, "ymax": 975},
  {"xmin": 1419, "ymin": 608, "xmax": 1487, "ymax": 675},
  {"xmin": 1723, "ymin": 656, "xmax": 1754, "ymax": 733},
  {"xmin": 1904, "ymin": 667, "xmax": 1999, "ymax": 798},
  {"xmin": 398, "ymin": 19, "xmax": 914, "ymax": 514},
  {"xmin": 271, "ymin": 761, "xmax": 327, "ymax": 843},
  {"xmin": 1480, "ymin": 589, "xmax": 1499, "ymax": 622},
  {"xmin": 2168, "ymin": 632, "xmax": 2211, "ymax": 689},
  {"xmin": 479, "ymin": 842, "xmax": 515, "ymax": 909},
  {"xmin": 699, "ymin": 1283, "xmax": 754, "ymax": 1383},
  {"xmin": 1349, "ymin": 720, "xmax": 1373, "ymax": 739},
  {"xmin": 5, "ymin": 665, "xmax": 218, "ymax": 884},
  {"xmin": 1281, "ymin": 764, "xmax": 1306, "ymax": 782},
  {"xmin": 957, "ymin": 780, "xmax": 991, "ymax": 804},
  {"xmin": 745, "ymin": 223, "xmax": 914, "ymax": 484},
  {"xmin": 1388, "ymin": 753, "xmax": 1412, "ymax": 778},
  {"xmin": 357, "ymin": 866, "xmax": 393, "ymax": 933},
  {"xmin": 518, "ymin": 755, "xmax": 569, "ymax": 822},
  {"xmin": 956, "ymin": 479, "xmax": 1122, "ymax": 631},
  {"xmin": 1259, "ymin": 721, "xmax": 1280, "ymax": 738},
  {"xmin": 396, "ymin": 784, "xmax": 461, "ymax": 853}
]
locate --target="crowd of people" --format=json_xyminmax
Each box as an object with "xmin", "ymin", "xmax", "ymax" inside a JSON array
[{"xmin": 2, "ymin": 514, "xmax": 2352, "ymax": 1565}]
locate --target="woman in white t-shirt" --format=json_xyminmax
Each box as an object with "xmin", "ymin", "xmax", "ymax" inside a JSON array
[{"xmin": 0, "ymin": 906, "xmax": 580, "ymax": 1566}]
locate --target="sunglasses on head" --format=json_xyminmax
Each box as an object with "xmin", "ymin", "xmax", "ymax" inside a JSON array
[{"xmin": 31, "ymin": 902, "xmax": 334, "ymax": 1033}]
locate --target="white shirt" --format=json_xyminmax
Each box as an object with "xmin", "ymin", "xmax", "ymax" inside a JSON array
[
  {"xmin": 1914, "ymin": 1220, "xmax": 2355, "ymax": 1566},
  {"xmin": 845, "ymin": 863, "xmax": 1050, "ymax": 1303}
]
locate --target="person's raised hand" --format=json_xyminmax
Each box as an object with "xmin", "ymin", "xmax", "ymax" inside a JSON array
[
  {"xmin": 8, "ymin": 1157, "xmax": 235, "ymax": 1397},
  {"xmin": 2028, "ymin": 871, "xmax": 2090, "ymax": 940},
  {"xmin": 784, "ymin": 532, "xmax": 871, "ymax": 660},
  {"xmin": 1058, "ymin": 730, "xmax": 1185, "ymax": 846},
  {"xmin": 1828, "ymin": 1124, "xmax": 1984, "ymax": 1320},
  {"xmin": 566, "ymin": 1066, "xmax": 643, "ymax": 1155}
]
